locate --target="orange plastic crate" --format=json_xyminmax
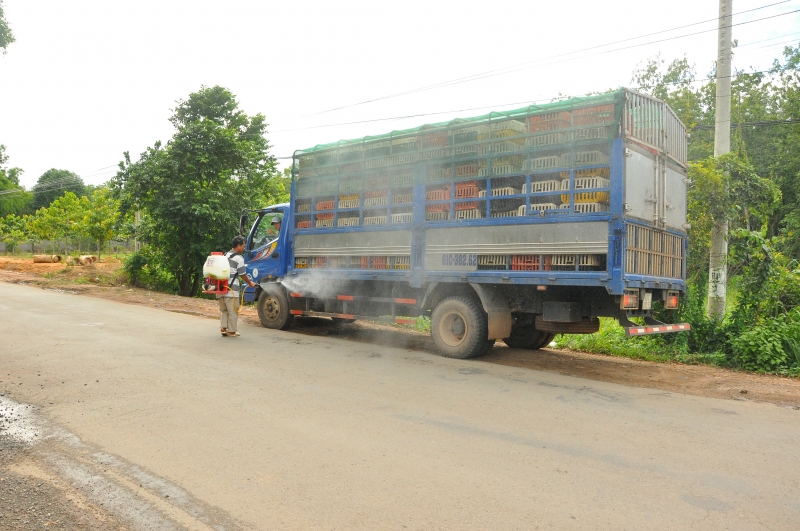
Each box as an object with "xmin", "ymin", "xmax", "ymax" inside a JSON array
[
  {"xmin": 316, "ymin": 200, "xmax": 335, "ymax": 211},
  {"xmin": 426, "ymin": 188, "xmax": 450, "ymax": 201},
  {"xmin": 426, "ymin": 203, "xmax": 450, "ymax": 212},
  {"xmin": 316, "ymin": 212, "xmax": 334, "ymax": 220},
  {"xmin": 455, "ymin": 181, "xmax": 479, "ymax": 198},
  {"xmin": 455, "ymin": 201, "xmax": 479, "ymax": 211},
  {"xmin": 369, "ymin": 256, "xmax": 388, "ymax": 269},
  {"xmin": 511, "ymin": 255, "xmax": 539, "ymax": 271},
  {"xmin": 296, "ymin": 220, "xmax": 311, "ymax": 229},
  {"xmin": 572, "ymin": 104, "xmax": 615, "ymax": 126},
  {"xmin": 527, "ymin": 111, "xmax": 571, "ymax": 133},
  {"xmin": 418, "ymin": 132, "xmax": 449, "ymax": 149},
  {"xmin": 314, "ymin": 257, "xmax": 328, "ymax": 268}
]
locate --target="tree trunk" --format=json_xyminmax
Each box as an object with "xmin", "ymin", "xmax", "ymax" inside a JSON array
[{"xmin": 189, "ymin": 271, "xmax": 202, "ymax": 297}]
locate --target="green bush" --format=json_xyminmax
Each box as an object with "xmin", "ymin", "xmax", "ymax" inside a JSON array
[
  {"xmin": 730, "ymin": 309, "xmax": 800, "ymax": 372},
  {"xmin": 122, "ymin": 248, "xmax": 179, "ymax": 293}
]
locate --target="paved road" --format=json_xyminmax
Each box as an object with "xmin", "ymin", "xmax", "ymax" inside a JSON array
[{"xmin": 1, "ymin": 282, "xmax": 799, "ymax": 530}]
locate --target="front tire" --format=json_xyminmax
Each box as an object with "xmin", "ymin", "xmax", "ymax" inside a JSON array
[
  {"xmin": 504, "ymin": 328, "xmax": 555, "ymax": 350},
  {"xmin": 431, "ymin": 296, "xmax": 491, "ymax": 359},
  {"xmin": 257, "ymin": 284, "xmax": 294, "ymax": 330}
]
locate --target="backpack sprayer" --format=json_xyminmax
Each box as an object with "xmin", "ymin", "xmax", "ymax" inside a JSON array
[
  {"xmin": 202, "ymin": 251, "xmax": 246, "ymax": 312},
  {"xmin": 202, "ymin": 252, "xmax": 232, "ymax": 295}
]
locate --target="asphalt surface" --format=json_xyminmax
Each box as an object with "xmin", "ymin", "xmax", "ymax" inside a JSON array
[{"xmin": 1, "ymin": 282, "xmax": 799, "ymax": 530}]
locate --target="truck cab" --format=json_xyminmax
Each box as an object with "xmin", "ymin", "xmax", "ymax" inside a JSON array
[{"xmin": 241, "ymin": 203, "xmax": 290, "ymax": 302}]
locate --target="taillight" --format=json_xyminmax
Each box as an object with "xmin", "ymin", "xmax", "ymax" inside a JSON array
[
  {"xmin": 621, "ymin": 289, "xmax": 640, "ymax": 309},
  {"xmin": 665, "ymin": 290, "xmax": 680, "ymax": 310}
]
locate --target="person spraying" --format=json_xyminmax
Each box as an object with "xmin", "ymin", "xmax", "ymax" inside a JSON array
[{"xmin": 217, "ymin": 235, "xmax": 256, "ymax": 337}]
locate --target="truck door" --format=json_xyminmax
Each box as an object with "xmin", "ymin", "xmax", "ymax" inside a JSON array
[{"xmin": 245, "ymin": 209, "xmax": 288, "ymax": 299}]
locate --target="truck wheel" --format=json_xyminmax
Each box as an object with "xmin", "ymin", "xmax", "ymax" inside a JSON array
[
  {"xmin": 503, "ymin": 329, "xmax": 555, "ymax": 350},
  {"xmin": 257, "ymin": 284, "xmax": 294, "ymax": 330},
  {"xmin": 431, "ymin": 296, "xmax": 490, "ymax": 359}
]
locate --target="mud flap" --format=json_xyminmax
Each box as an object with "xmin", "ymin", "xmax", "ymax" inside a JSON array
[{"xmin": 470, "ymin": 283, "xmax": 512, "ymax": 339}]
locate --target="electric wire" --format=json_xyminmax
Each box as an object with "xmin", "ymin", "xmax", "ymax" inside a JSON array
[{"xmin": 298, "ymin": 1, "xmax": 799, "ymax": 118}]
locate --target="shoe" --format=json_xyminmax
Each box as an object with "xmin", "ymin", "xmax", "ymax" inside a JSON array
[
  {"xmin": 226, "ymin": 331, "xmax": 240, "ymax": 337},
  {"xmin": 220, "ymin": 328, "xmax": 227, "ymax": 336}
]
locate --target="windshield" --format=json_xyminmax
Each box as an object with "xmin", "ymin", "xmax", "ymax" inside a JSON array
[{"xmin": 250, "ymin": 211, "xmax": 284, "ymax": 250}]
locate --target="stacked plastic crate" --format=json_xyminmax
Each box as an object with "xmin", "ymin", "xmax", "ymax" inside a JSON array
[
  {"xmin": 455, "ymin": 181, "xmax": 481, "ymax": 219},
  {"xmin": 425, "ymin": 186, "xmax": 450, "ymax": 221}
]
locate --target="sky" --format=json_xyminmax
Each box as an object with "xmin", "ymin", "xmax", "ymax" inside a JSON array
[{"xmin": 0, "ymin": 0, "xmax": 798, "ymax": 190}]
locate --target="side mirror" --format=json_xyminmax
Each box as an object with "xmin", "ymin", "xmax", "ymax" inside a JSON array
[{"xmin": 239, "ymin": 214, "xmax": 249, "ymax": 235}]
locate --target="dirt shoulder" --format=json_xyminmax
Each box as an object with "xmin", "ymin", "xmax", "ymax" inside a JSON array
[{"xmin": 2, "ymin": 255, "xmax": 799, "ymax": 409}]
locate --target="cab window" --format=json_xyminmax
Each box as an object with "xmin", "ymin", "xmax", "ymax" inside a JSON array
[{"xmin": 250, "ymin": 212, "xmax": 284, "ymax": 250}]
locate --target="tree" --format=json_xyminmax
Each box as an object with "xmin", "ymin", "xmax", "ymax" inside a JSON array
[
  {"xmin": 0, "ymin": 213, "xmax": 26, "ymax": 253},
  {"xmin": 32, "ymin": 192, "xmax": 85, "ymax": 253},
  {"xmin": 0, "ymin": 144, "xmax": 31, "ymax": 217},
  {"xmin": 31, "ymin": 169, "xmax": 86, "ymax": 211},
  {"xmin": 0, "ymin": 1, "xmax": 14, "ymax": 54},
  {"xmin": 82, "ymin": 187, "xmax": 119, "ymax": 258},
  {"xmin": 112, "ymin": 85, "xmax": 280, "ymax": 296}
]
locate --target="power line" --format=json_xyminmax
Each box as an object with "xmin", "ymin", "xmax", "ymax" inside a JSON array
[
  {"xmin": 297, "ymin": 1, "xmax": 798, "ymax": 118},
  {"xmin": 693, "ymin": 118, "xmax": 800, "ymax": 129}
]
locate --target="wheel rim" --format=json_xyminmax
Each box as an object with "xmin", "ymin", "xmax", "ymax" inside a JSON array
[
  {"xmin": 262, "ymin": 295, "xmax": 281, "ymax": 321},
  {"xmin": 439, "ymin": 310, "xmax": 469, "ymax": 347}
]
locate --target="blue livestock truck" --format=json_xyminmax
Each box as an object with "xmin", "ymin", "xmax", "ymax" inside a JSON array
[{"xmin": 239, "ymin": 88, "xmax": 691, "ymax": 359}]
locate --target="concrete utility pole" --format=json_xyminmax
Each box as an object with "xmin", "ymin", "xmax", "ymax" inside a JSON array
[{"xmin": 708, "ymin": 0, "xmax": 732, "ymax": 319}]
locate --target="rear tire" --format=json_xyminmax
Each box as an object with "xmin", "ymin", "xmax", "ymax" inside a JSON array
[
  {"xmin": 431, "ymin": 296, "xmax": 490, "ymax": 359},
  {"xmin": 257, "ymin": 284, "xmax": 294, "ymax": 330}
]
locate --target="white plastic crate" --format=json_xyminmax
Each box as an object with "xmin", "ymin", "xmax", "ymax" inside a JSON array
[
  {"xmin": 455, "ymin": 125, "xmax": 489, "ymax": 135},
  {"xmin": 338, "ymin": 198, "xmax": 360, "ymax": 209},
  {"xmin": 574, "ymin": 176, "xmax": 610, "ymax": 190},
  {"xmin": 492, "ymin": 186, "xmax": 520, "ymax": 196},
  {"xmin": 478, "ymin": 254, "xmax": 508, "ymax": 266},
  {"xmin": 527, "ymin": 132, "xmax": 569, "ymax": 147},
  {"xmin": 365, "ymin": 157, "xmax": 391, "ymax": 169},
  {"xmin": 490, "ymin": 120, "xmax": 526, "ymax": 135},
  {"xmin": 337, "ymin": 145, "xmax": 364, "ymax": 161},
  {"xmin": 296, "ymin": 203, "xmax": 312, "ymax": 213},
  {"xmin": 364, "ymin": 215, "xmax": 387, "ymax": 225},
  {"xmin": 365, "ymin": 176, "xmax": 389, "ymax": 189},
  {"xmin": 392, "ymin": 153, "xmax": 419, "ymax": 165},
  {"xmin": 337, "ymin": 217, "xmax": 360, "ymax": 227},
  {"xmin": 479, "ymin": 141, "xmax": 525, "ymax": 155},
  {"xmin": 393, "ymin": 256, "xmax": 411, "ymax": 269},
  {"xmin": 550, "ymin": 254, "xmax": 576, "ymax": 267},
  {"xmin": 339, "ymin": 179, "xmax": 360, "ymax": 192},
  {"xmin": 426, "ymin": 167, "xmax": 448, "ymax": 182},
  {"xmin": 454, "ymin": 144, "xmax": 479, "ymax": 155},
  {"xmin": 491, "ymin": 164, "xmax": 522, "ymax": 176},
  {"xmin": 525, "ymin": 154, "xmax": 569, "ymax": 171},
  {"xmin": 421, "ymin": 148, "xmax": 451, "ymax": 160},
  {"xmin": 580, "ymin": 254, "xmax": 603, "ymax": 267},
  {"xmin": 425, "ymin": 211, "xmax": 449, "ymax": 221},
  {"xmin": 393, "ymin": 193, "xmax": 413, "ymax": 204},
  {"xmin": 364, "ymin": 196, "xmax": 388, "ymax": 207},
  {"xmin": 573, "ymin": 126, "xmax": 612, "ymax": 141},
  {"xmin": 492, "ymin": 209, "xmax": 520, "ymax": 218},
  {"xmin": 349, "ymin": 256, "xmax": 364, "ymax": 268},
  {"xmin": 391, "ymin": 213, "xmax": 413, "ymax": 224},
  {"xmin": 526, "ymin": 203, "xmax": 559, "ymax": 213},
  {"xmin": 524, "ymin": 180, "xmax": 561, "ymax": 193},
  {"xmin": 316, "ymin": 181, "xmax": 338, "ymax": 194},
  {"xmin": 455, "ymin": 209, "xmax": 481, "ymax": 220},
  {"xmin": 315, "ymin": 218, "xmax": 334, "ymax": 228},
  {"xmin": 391, "ymin": 173, "xmax": 414, "ymax": 187},
  {"xmin": 565, "ymin": 202, "xmax": 610, "ymax": 213},
  {"xmin": 574, "ymin": 150, "xmax": 610, "ymax": 166}
]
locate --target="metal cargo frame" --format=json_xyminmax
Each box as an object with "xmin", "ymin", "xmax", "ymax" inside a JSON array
[{"xmin": 287, "ymin": 88, "xmax": 688, "ymax": 296}]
